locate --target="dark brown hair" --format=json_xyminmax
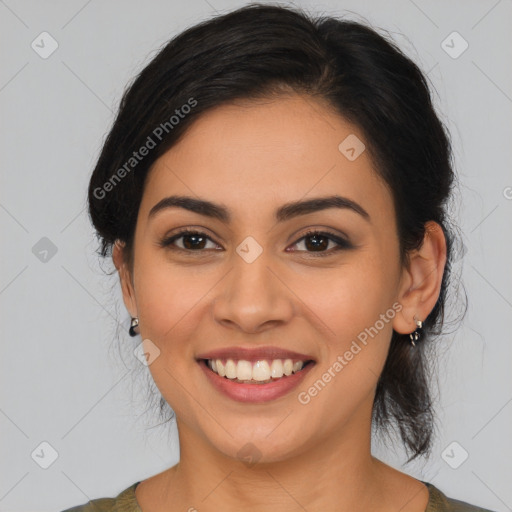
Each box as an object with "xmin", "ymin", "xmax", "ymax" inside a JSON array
[{"xmin": 88, "ymin": 3, "xmax": 466, "ymax": 461}]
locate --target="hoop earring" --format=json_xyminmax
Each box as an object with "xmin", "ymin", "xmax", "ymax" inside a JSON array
[
  {"xmin": 129, "ymin": 317, "xmax": 139, "ymax": 337},
  {"xmin": 409, "ymin": 316, "xmax": 423, "ymax": 347}
]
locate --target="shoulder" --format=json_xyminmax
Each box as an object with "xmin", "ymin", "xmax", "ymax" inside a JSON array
[
  {"xmin": 60, "ymin": 497, "xmax": 115, "ymax": 512},
  {"xmin": 59, "ymin": 481, "xmax": 141, "ymax": 512},
  {"xmin": 424, "ymin": 481, "xmax": 497, "ymax": 512}
]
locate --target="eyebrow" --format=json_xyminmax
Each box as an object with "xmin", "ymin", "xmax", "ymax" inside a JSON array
[{"xmin": 148, "ymin": 194, "xmax": 370, "ymax": 223}]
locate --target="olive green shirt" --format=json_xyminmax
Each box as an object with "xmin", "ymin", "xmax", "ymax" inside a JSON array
[{"xmin": 60, "ymin": 480, "xmax": 496, "ymax": 511}]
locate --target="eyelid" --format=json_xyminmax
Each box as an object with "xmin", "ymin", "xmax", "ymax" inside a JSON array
[
  {"xmin": 159, "ymin": 227, "xmax": 353, "ymax": 255},
  {"xmin": 159, "ymin": 227, "xmax": 221, "ymax": 252},
  {"xmin": 287, "ymin": 229, "xmax": 353, "ymax": 256}
]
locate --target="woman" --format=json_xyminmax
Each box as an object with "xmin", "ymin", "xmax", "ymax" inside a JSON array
[{"xmin": 62, "ymin": 4, "xmax": 495, "ymax": 511}]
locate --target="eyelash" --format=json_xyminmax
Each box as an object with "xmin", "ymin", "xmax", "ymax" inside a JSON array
[{"xmin": 158, "ymin": 228, "xmax": 353, "ymax": 257}]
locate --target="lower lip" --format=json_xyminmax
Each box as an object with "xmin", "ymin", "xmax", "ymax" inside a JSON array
[{"xmin": 198, "ymin": 359, "xmax": 315, "ymax": 403}]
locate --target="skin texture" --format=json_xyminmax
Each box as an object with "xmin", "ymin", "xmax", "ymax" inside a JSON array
[{"xmin": 113, "ymin": 93, "xmax": 447, "ymax": 511}]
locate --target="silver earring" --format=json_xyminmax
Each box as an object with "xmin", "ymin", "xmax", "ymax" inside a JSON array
[
  {"xmin": 129, "ymin": 317, "xmax": 139, "ymax": 337},
  {"xmin": 409, "ymin": 316, "xmax": 423, "ymax": 347}
]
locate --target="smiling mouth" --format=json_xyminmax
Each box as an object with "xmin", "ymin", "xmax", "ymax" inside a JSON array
[{"xmin": 200, "ymin": 358, "xmax": 315, "ymax": 384}]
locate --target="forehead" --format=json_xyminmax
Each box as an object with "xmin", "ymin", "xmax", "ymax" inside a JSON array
[{"xmin": 140, "ymin": 94, "xmax": 393, "ymax": 227}]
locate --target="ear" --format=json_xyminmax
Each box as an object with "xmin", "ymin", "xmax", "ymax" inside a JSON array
[
  {"xmin": 392, "ymin": 221, "xmax": 447, "ymax": 335},
  {"xmin": 112, "ymin": 240, "xmax": 138, "ymax": 318}
]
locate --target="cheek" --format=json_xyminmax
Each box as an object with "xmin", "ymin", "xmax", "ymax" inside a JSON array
[
  {"xmin": 132, "ymin": 253, "xmax": 214, "ymax": 356},
  {"xmin": 305, "ymin": 260, "xmax": 396, "ymax": 404},
  {"xmin": 294, "ymin": 256, "xmax": 394, "ymax": 343},
  {"xmin": 295, "ymin": 263, "xmax": 396, "ymax": 424},
  {"xmin": 131, "ymin": 256, "xmax": 214, "ymax": 423}
]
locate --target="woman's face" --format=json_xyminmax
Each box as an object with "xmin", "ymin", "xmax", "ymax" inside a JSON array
[{"xmin": 116, "ymin": 93, "xmax": 416, "ymax": 464}]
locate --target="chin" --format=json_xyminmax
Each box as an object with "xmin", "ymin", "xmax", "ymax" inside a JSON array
[{"xmin": 205, "ymin": 426, "xmax": 311, "ymax": 467}]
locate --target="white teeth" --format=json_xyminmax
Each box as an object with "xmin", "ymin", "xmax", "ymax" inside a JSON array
[
  {"xmin": 252, "ymin": 360, "xmax": 271, "ymax": 381},
  {"xmin": 270, "ymin": 359, "xmax": 284, "ymax": 378},
  {"xmin": 207, "ymin": 358, "xmax": 306, "ymax": 381},
  {"xmin": 217, "ymin": 359, "xmax": 226, "ymax": 377},
  {"xmin": 225, "ymin": 359, "xmax": 237, "ymax": 379},
  {"xmin": 236, "ymin": 360, "xmax": 253, "ymax": 380}
]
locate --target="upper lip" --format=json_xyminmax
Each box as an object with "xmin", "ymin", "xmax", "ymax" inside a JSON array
[{"xmin": 196, "ymin": 346, "xmax": 315, "ymax": 362}]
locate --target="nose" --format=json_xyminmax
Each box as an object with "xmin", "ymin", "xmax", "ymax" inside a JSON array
[{"xmin": 211, "ymin": 251, "xmax": 295, "ymax": 334}]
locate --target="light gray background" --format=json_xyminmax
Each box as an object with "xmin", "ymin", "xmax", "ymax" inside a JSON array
[{"xmin": 1, "ymin": 1, "xmax": 511, "ymax": 511}]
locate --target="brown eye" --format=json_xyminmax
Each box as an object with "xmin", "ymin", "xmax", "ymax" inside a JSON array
[
  {"xmin": 160, "ymin": 230, "xmax": 219, "ymax": 251},
  {"xmin": 288, "ymin": 230, "xmax": 353, "ymax": 256},
  {"xmin": 159, "ymin": 228, "xmax": 353, "ymax": 256}
]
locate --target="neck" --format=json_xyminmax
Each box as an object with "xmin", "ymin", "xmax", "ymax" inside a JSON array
[{"xmin": 162, "ymin": 417, "xmax": 385, "ymax": 511}]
